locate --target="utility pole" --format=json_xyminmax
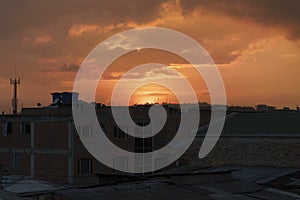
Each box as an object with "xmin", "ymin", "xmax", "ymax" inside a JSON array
[{"xmin": 10, "ymin": 77, "xmax": 20, "ymax": 115}]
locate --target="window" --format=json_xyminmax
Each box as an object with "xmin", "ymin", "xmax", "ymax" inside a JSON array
[
  {"xmin": 100, "ymin": 123, "xmax": 107, "ymax": 133},
  {"xmin": 2, "ymin": 121, "xmax": 12, "ymax": 136},
  {"xmin": 134, "ymin": 122, "xmax": 152, "ymax": 153},
  {"xmin": 135, "ymin": 137, "xmax": 153, "ymax": 153},
  {"xmin": 79, "ymin": 124, "xmax": 94, "ymax": 139},
  {"xmin": 113, "ymin": 125, "xmax": 129, "ymax": 139},
  {"xmin": 78, "ymin": 158, "xmax": 93, "ymax": 175},
  {"xmin": 176, "ymin": 123, "xmax": 179, "ymax": 132},
  {"xmin": 10, "ymin": 152, "xmax": 19, "ymax": 168},
  {"xmin": 114, "ymin": 126, "xmax": 118, "ymax": 138},
  {"xmin": 21, "ymin": 122, "xmax": 31, "ymax": 136},
  {"xmin": 113, "ymin": 157, "xmax": 128, "ymax": 171}
]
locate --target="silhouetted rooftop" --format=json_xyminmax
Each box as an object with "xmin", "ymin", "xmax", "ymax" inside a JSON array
[{"xmin": 222, "ymin": 112, "xmax": 300, "ymax": 134}]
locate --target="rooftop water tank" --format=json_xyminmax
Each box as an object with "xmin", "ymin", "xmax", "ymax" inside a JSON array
[
  {"xmin": 51, "ymin": 92, "xmax": 61, "ymax": 105},
  {"xmin": 72, "ymin": 92, "xmax": 79, "ymax": 103},
  {"xmin": 61, "ymin": 92, "xmax": 72, "ymax": 105}
]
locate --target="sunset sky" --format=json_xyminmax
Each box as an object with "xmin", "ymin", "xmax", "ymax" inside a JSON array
[{"xmin": 0, "ymin": 0, "xmax": 300, "ymax": 112}]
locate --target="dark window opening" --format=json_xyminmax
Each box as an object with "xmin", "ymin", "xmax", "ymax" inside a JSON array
[
  {"xmin": 100, "ymin": 123, "xmax": 107, "ymax": 133},
  {"xmin": 135, "ymin": 137, "xmax": 153, "ymax": 153},
  {"xmin": 114, "ymin": 126, "xmax": 118, "ymax": 138},
  {"xmin": 134, "ymin": 122, "xmax": 153, "ymax": 153},
  {"xmin": 2, "ymin": 121, "xmax": 12, "ymax": 136},
  {"xmin": 78, "ymin": 158, "xmax": 93, "ymax": 175},
  {"xmin": 114, "ymin": 125, "xmax": 128, "ymax": 139},
  {"xmin": 10, "ymin": 153, "xmax": 19, "ymax": 169},
  {"xmin": 21, "ymin": 122, "xmax": 31, "ymax": 136}
]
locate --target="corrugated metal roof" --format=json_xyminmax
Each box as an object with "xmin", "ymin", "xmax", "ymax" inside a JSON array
[
  {"xmin": 54, "ymin": 166, "xmax": 300, "ymax": 200},
  {"xmin": 2, "ymin": 175, "xmax": 65, "ymax": 196},
  {"xmin": 232, "ymin": 167, "xmax": 300, "ymax": 184},
  {"xmin": 0, "ymin": 190, "xmax": 34, "ymax": 200},
  {"xmin": 152, "ymin": 166, "xmax": 239, "ymax": 177},
  {"xmin": 247, "ymin": 189, "xmax": 300, "ymax": 200}
]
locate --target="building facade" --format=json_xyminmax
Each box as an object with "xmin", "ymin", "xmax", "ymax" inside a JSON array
[{"xmin": 0, "ymin": 95, "xmax": 186, "ymax": 186}]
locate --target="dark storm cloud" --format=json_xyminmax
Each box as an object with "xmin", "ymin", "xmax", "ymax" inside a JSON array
[
  {"xmin": 0, "ymin": 0, "xmax": 168, "ymax": 39},
  {"xmin": 0, "ymin": 0, "xmax": 170, "ymax": 69},
  {"xmin": 42, "ymin": 63, "xmax": 79, "ymax": 73},
  {"xmin": 178, "ymin": 0, "xmax": 300, "ymax": 40},
  {"xmin": 59, "ymin": 63, "xmax": 79, "ymax": 72}
]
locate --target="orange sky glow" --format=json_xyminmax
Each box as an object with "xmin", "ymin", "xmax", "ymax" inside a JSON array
[{"xmin": 0, "ymin": 0, "xmax": 300, "ymax": 112}]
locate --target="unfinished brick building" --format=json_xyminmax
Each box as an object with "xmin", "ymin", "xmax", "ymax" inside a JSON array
[{"xmin": 0, "ymin": 92, "xmax": 187, "ymax": 186}]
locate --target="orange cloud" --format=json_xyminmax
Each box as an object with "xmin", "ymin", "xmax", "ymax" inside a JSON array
[
  {"xmin": 33, "ymin": 34, "xmax": 53, "ymax": 45},
  {"xmin": 68, "ymin": 23, "xmax": 126, "ymax": 38},
  {"xmin": 21, "ymin": 34, "xmax": 53, "ymax": 45}
]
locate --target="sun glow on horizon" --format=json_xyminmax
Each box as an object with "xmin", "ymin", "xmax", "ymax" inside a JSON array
[{"xmin": 129, "ymin": 83, "xmax": 179, "ymax": 105}]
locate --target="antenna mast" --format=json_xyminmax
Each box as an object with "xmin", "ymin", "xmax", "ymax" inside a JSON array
[{"xmin": 10, "ymin": 69, "xmax": 20, "ymax": 115}]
